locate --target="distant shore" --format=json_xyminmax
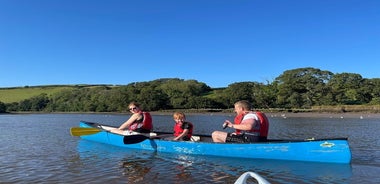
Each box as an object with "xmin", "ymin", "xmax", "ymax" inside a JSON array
[
  {"xmin": 151, "ymin": 111, "xmax": 380, "ymax": 119},
  {"xmin": 4, "ymin": 111, "xmax": 380, "ymax": 119},
  {"xmin": 263, "ymin": 112, "xmax": 380, "ymax": 119}
]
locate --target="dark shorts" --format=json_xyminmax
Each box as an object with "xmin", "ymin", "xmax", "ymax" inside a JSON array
[
  {"xmin": 226, "ymin": 133, "xmax": 266, "ymax": 143},
  {"xmin": 134, "ymin": 128, "xmax": 151, "ymax": 133}
]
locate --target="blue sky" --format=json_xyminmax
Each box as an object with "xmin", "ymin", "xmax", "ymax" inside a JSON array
[{"xmin": 0, "ymin": 0, "xmax": 379, "ymax": 88}]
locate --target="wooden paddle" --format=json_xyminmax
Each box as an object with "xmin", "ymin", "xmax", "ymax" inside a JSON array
[{"xmin": 70, "ymin": 127, "xmax": 103, "ymax": 136}]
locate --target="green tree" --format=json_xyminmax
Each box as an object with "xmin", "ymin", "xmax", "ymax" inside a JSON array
[
  {"xmin": 327, "ymin": 73, "xmax": 368, "ymax": 105},
  {"xmin": 365, "ymin": 78, "xmax": 380, "ymax": 105},
  {"xmin": 5, "ymin": 102, "xmax": 19, "ymax": 112},
  {"xmin": 275, "ymin": 67, "xmax": 333, "ymax": 108},
  {"xmin": 158, "ymin": 78, "xmax": 211, "ymax": 109},
  {"xmin": 0, "ymin": 101, "xmax": 6, "ymax": 113},
  {"xmin": 136, "ymin": 85, "xmax": 169, "ymax": 111},
  {"xmin": 46, "ymin": 89, "xmax": 84, "ymax": 111},
  {"xmin": 223, "ymin": 82, "xmax": 256, "ymax": 107},
  {"xmin": 29, "ymin": 93, "xmax": 50, "ymax": 111},
  {"xmin": 253, "ymin": 82, "xmax": 278, "ymax": 108},
  {"xmin": 18, "ymin": 99, "xmax": 32, "ymax": 111}
]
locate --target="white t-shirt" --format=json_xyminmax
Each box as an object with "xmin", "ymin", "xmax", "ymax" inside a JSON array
[{"xmin": 242, "ymin": 112, "xmax": 260, "ymax": 130}]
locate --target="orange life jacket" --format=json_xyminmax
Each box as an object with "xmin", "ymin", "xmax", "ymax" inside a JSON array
[{"xmin": 128, "ymin": 112, "xmax": 153, "ymax": 132}]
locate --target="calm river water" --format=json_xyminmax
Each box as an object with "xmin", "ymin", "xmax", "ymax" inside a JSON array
[{"xmin": 0, "ymin": 113, "xmax": 379, "ymax": 183}]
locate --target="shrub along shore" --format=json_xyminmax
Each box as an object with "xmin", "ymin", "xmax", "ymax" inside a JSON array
[
  {"xmin": 156, "ymin": 104, "xmax": 380, "ymax": 114},
  {"xmin": 4, "ymin": 105, "xmax": 380, "ymax": 119}
]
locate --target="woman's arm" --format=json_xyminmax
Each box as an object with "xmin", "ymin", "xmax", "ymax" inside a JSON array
[{"xmin": 119, "ymin": 113, "xmax": 141, "ymax": 130}]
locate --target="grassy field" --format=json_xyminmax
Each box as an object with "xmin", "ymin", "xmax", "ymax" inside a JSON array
[
  {"xmin": 0, "ymin": 85, "xmax": 119, "ymax": 103},
  {"xmin": 0, "ymin": 86, "xmax": 74, "ymax": 103}
]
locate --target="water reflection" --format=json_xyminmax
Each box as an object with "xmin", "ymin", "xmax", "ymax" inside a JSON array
[
  {"xmin": 77, "ymin": 139, "xmax": 156, "ymax": 181},
  {"xmin": 120, "ymin": 159, "xmax": 151, "ymax": 183},
  {"xmin": 173, "ymin": 164, "xmax": 193, "ymax": 184}
]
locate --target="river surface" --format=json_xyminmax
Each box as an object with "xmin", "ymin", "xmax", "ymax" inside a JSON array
[{"xmin": 0, "ymin": 113, "xmax": 379, "ymax": 183}]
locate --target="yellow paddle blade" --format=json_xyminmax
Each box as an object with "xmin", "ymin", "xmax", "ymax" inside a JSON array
[{"xmin": 70, "ymin": 127, "xmax": 102, "ymax": 136}]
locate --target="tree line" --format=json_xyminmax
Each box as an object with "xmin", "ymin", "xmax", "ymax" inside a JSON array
[{"xmin": 2, "ymin": 67, "xmax": 380, "ymax": 113}]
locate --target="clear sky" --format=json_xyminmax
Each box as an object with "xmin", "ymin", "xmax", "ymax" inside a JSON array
[{"xmin": 0, "ymin": 0, "xmax": 379, "ymax": 88}]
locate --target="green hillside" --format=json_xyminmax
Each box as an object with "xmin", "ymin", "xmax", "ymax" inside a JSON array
[{"xmin": 0, "ymin": 85, "xmax": 109, "ymax": 103}]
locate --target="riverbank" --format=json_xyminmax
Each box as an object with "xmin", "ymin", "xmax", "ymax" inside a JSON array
[
  {"xmin": 152, "ymin": 111, "xmax": 380, "ymax": 119},
  {"xmin": 4, "ymin": 110, "xmax": 380, "ymax": 119},
  {"xmin": 265, "ymin": 112, "xmax": 380, "ymax": 119}
]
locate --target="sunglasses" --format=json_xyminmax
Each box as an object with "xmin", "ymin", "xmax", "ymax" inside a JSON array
[{"xmin": 129, "ymin": 107, "xmax": 137, "ymax": 111}]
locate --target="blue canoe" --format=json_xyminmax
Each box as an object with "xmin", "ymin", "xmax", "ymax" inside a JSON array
[{"xmin": 74, "ymin": 121, "xmax": 351, "ymax": 164}]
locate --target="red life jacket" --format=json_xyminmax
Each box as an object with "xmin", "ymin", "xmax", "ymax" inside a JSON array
[
  {"xmin": 173, "ymin": 121, "xmax": 193, "ymax": 139},
  {"xmin": 252, "ymin": 111, "xmax": 269, "ymax": 137},
  {"xmin": 234, "ymin": 113, "xmax": 244, "ymax": 135},
  {"xmin": 235, "ymin": 111, "xmax": 269, "ymax": 137},
  {"xmin": 128, "ymin": 112, "xmax": 153, "ymax": 132}
]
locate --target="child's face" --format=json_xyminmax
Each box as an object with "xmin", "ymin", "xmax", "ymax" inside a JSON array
[{"xmin": 174, "ymin": 118, "xmax": 184, "ymax": 124}]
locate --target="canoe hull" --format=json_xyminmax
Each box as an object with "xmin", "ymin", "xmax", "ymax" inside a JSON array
[{"xmin": 78, "ymin": 121, "xmax": 351, "ymax": 164}]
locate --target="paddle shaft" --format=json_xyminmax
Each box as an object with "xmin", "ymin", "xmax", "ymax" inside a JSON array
[
  {"xmin": 70, "ymin": 127, "xmax": 153, "ymax": 137},
  {"xmin": 70, "ymin": 127, "xmax": 211, "ymax": 141}
]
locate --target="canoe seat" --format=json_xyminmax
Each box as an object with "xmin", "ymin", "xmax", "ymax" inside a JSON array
[
  {"xmin": 150, "ymin": 133, "xmax": 157, "ymax": 136},
  {"xmin": 190, "ymin": 136, "xmax": 200, "ymax": 142}
]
